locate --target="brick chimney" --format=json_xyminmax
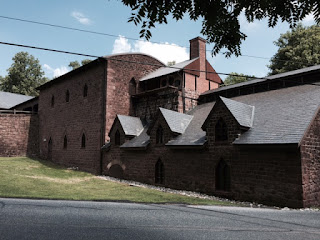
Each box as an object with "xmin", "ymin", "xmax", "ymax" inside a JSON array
[{"xmin": 189, "ymin": 37, "xmax": 206, "ymax": 77}]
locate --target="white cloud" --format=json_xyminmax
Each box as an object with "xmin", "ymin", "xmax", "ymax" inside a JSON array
[
  {"xmin": 43, "ymin": 64, "xmax": 69, "ymax": 78},
  {"xmin": 112, "ymin": 36, "xmax": 189, "ymax": 64},
  {"xmin": 71, "ymin": 11, "xmax": 92, "ymax": 25},
  {"xmin": 301, "ymin": 13, "xmax": 315, "ymax": 26},
  {"xmin": 239, "ymin": 14, "xmax": 260, "ymax": 32},
  {"xmin": 112, "ymin": 36, "xmax": 132, "ymax": 54}
]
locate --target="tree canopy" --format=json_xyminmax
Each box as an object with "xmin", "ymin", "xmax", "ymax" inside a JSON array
[
  {"xmin": 268, "ymin": 24, "xmax": 320, "ymax": 75},
  {"xmin": 0, "ymin": 52, "xmax": 48, "ymax": 96},
  {"xmin": 121, "ymin": 0, "xmax": 319, "ymax": 57},
  {"xmin": 223, "ymin": 72, "xmax": 256, "ymax": 86},
  {"xmin": 68, "ymin": 59, "xmax": 92, "ymax": 70}
]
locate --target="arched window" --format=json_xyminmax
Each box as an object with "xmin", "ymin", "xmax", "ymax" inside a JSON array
[
  {"xmin": 129, "ymin": 78, "xmax": 136, "ymax": 95},
  {"xmin": 168, "ymin": 76, "xmax": 174, "ymax": 85},
  {"xmin": 81, "ymin": 133, "xmax": 86, "ymax": 148},
  {"xmin": 51, "ymin": 95, "xmax": 55, "ymax": 107},
  {"xmin": 215, "ymin": 159, "xmax": 231, "ymax": 191},
  {"xmin": 215, "ymin": 118, "xmax": 228, "ymax": 141},
  {"xmin": 155, "ymin": 159, "xmax": 165, "ymax": 184},
  {"xmin": 115, "ymin": 130, "xmax": 121, "ymax": 146},
  {"xmin": 63, "ymin": 135, "xmax": 68, "ymax": 149},
  {"xmin": 48, "ymin": 137, "xmax": 53, "ymax": 161},
  {"xmin": 83, "ymin": 84, "xmax": 88, "ymax": 97},
  {"xmin": 156, "ymin": 125, "xmax": 164, "ymax": 144},
  {"xmin": 66, "ymin": 90, "xmax": 70, "ymax": 102}
]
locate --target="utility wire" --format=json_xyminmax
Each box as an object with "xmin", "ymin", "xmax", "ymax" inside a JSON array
[
  {"xmin": 1, "ymin": 40, "xmax": 320, "ymax": 87},
  {"xmin": 0, "ymin": 41, "xmax": 260, "ymax": 79},
  {"xmin": 0, "ymin": 15, "xmax": 312, "ymax": 65}
]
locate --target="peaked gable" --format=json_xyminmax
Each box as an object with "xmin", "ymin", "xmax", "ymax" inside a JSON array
[
  {"xmin": 220, "ymin": 97, "xmax": 254, "ymax": 129},
  {"xmin": 158, "ymin": 108, "xmax": 193, "ymax": 134},
  {"xmin": 202, "ymin": 96, "xmax": 254, "ymax": 131}
]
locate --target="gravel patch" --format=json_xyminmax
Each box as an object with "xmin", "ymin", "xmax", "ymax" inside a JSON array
[{"xmin": 98, "ymin": 175, "xmax": 319, "ymax": 212}]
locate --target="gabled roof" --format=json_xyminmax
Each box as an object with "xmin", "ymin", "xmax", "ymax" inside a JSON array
[
  {"xmin": 140, "ymin": 58, "xmax": 198, "ymax": 81},
  {"xmin": 166, "ymin": 102, "xmax": 214, "ymax": 147},
  {"xmin": 117, "ymin": 115, "xmax": 144, "ymax": 136},
  {"xmin": 0, "ymin": 91, "xmax": 34, "ymax": 109},
  {"xmin": 231, "ymin": 84, "xmax": 320, "ymax": 144},
  {"xmin": 220, "ymin": 97, "xmax": 254, "ymax": 128},
  {"xmin": 120, "ymin": 125, "xmax": 150, "ymax": 149},
  {"xmin": 159, "ymin": 108, "xmax": 193, "ymax": 134}
]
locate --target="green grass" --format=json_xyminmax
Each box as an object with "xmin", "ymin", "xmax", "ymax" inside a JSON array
[{"xmin": 0, "ymin": 157, "xmax": 234, "ymax": 205}]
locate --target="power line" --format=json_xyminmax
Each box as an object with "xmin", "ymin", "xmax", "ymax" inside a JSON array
[
  {"xmin": 0, "ymin": 41, "xmax": 260, "ymax": 79},
  {"xmin": 0, "ymin": 14, "xmax": 309, "ymax": 65}
]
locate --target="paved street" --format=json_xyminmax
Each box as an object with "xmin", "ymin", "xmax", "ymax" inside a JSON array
[{"xmin": 0, "ymin": 198, "xmax": 319, "ymax": 240}]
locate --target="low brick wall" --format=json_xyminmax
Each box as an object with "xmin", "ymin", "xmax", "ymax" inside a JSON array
[{"xmin": 0, "ymin": 113, "xmax": 39, "ymax": 157}]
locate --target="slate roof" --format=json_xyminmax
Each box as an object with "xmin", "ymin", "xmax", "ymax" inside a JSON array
[
  {"xmin": 159, "ymin": 107, "xmax": 193, "ymax": 134},
  {"xmin": 231, "ymin": 84, "xmax": 320, "ymax": 144},
  {"xmin": 140, "ymin": 58, "xmax": 198, "ymax": 81},
  {"xmin": 166, "ymin": 102, "xmax": 214, "ymax": 147},
  {"xmin": 117, "ymin": 115, "xmax": 144, "ymax": 136},
  {"xmin": 0, "ymin": 91, "xmax": 34, "ymax": 109},
  {"xmin": 121, "ymin": 125, "xmax": 150, "ymax": 149},
  {"xmin": 201, "ymin": 64, "xmax": 320, "ymax": 96},
  {"xmin": 220, "ymin": 97, "xmax": 254, "ymax": 128}
]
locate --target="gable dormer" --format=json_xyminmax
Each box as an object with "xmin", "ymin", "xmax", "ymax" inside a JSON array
[
  {"xmin": 202, "ymin": 96, "xmax": 254, "ymax": 144},
  {"xmin": 147, "ymin": 108, "xmax": 193, "ymax": 145}
]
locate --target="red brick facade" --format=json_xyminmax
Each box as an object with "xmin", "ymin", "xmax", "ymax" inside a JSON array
[
  {"xmin": 0, "ymin": 113, "xmax": 39, "ymax": 157},
  {"xmin": 300, "ymin": 108, "xmax": 320, "ymax": 207}
]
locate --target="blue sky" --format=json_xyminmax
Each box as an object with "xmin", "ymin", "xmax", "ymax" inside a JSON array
[{"xmin": 0, "ymin": 0, "xmax": 316, "ymax": 80}]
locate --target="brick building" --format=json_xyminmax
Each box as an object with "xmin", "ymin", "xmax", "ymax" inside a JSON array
[
  {"xmin": 1, "ymin": 36, "xmax": 320, "ymax": 208},
  {"xmin": 104, "ymin": 64, "xmax": 320, "ymax": 208}
]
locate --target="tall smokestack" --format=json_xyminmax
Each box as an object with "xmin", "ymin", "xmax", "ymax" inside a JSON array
[{"xmin": 189, "ymin": 36, "xmax": 206, "ymax": 78}]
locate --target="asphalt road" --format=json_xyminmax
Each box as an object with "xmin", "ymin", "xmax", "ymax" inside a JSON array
[{"xmin": 0, "ymin": 198, "xmax": 319, "ymax": 240}]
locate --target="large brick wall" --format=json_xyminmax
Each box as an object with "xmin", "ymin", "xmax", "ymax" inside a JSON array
[
  {"xmin": 39, "ymin": 62, "xmax": 105, "ymax": 173},
  {"xmin": 300, "ymin": 108, "xmax": 320, "ymax": 207},
  {"xmin": 105, "ymin": 54, "xmax": 164, "ymax": 139},
  {"xmin": 103, "ymin": 99, "xmax": 307, "ymax": 208},
  {"xmin": 0, "ymin": 114, "xmax": 39, "ymax": 157}
]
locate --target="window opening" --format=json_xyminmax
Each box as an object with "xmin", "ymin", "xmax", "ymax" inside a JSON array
[
  {"xmin": 156, "ymin": 125, "xmax": 164, "ymax": 144},
  {"xmin": 66, "ymin": 90, "xmax": 70, "ymax": 102},
  {"xmin": 215, "ymin": 159, "xmax": 231, "ymax": 191},
  {"xmin": 215, "ymin": 118, "xmax": 228, "ymax": 141},
  {"xmin": 63, "ymin": 135, "xmax": 68, "ymax": 149},
  {"xmin": 155, "ymin": 159, "xmax": 165, "ymax": 184},
  {"xmin": 81, "ymin": 133, "xmax": 86, "ymax": 148},
  {"xmin": 83, "ymin": 84, "xmax": 88, "ymax": 97},
  {"xmin": 51, "ymin": 95, "xmax": 55, "ymax": 107},
  {"xmin": 115, "ymin": 130, "xmax": 121, "ymax": 146}
]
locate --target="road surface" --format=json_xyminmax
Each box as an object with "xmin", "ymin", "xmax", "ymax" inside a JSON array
[{"xmin": 0, "ymin": 198, "xmax": 319, "ymax": 239}]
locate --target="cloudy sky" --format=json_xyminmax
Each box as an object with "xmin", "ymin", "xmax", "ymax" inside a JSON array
[{"xmin": 0, "ymin": 0, "xmax": 316, "ymax": 80}]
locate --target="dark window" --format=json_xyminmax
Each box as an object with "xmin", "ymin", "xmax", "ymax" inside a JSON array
[
  {"xmin": 215, "ymin": 118, "xmax": 228, "ymax": 141},
  {"xmin": 51, "ymin": 95, "xmax": 55, "ymax": 107},
  {"xmin": 155, "ymin": 159, "xmax": 165, "ymax": 184},
  {"xmin": 48, "ymin": 137, "xmax": 53, "ymax": 161},
  {"xmin": 174, "ymin": 79, "xmax": 181, "ymax": 87},
  {"xmin": 161, "ymin": 79, "xmax": 167, "ymax": 87},
  {"xmin": 33, "ymin": 104, "xmax": 38, "ymax": 113},
  {"xmin": 66, "ymin": 90, "xmax": 70, "ymax": 102},
  {"xmin": 83, "ymin": 84, "xmax": 88, "ymax": 97},
  {"xmin": 129, "ymin": 78, "xmax": 136, "ymax": 95},
  {"xmin": 215, "ymin": 159, "xmax": 231, "ymax": 191},
  {"xmin": 115, "ymin": 130, "xmax": 121, "ymax": 146},
  {"xmin": 81, "ymin": 133, "xmax": 86, "ymax": 148},
  {"xmin": 169, "ymin": 77, "xmax": 174, "ymax": 85},
  {"xmin": 156, "ymin": 125, "xmax": 164, "ymax": 144},
  {"xmin": 209, "ymin": 81, "xmax": 211, "ymax": 90},
  {"xmin": 63, "ymin": 135, "xmax": 68, "ymax": 149}
]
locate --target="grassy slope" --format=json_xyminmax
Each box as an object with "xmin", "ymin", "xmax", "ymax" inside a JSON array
[{"xmin": 0, "ymin": 157, "xmax": 233, "ymax": 205}]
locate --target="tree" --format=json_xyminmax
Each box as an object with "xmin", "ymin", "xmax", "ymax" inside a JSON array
[
  {"xmin": 68, "ymin": 59, "xmax": 92, "ymax": 70},
  {"xmin": 268, "ymin": 24, "xmax": 320, "ymax": 75},
  {"xmin": 120, "ymin": 0, "xmax": 319, "ymax": 57},
  {"xmin": 223, "ymin": 72, "xmax": 256, "ymax": 86},
  {"xmin": 167, "ymin": 61, "xmax": 176, "ymax": 66},
  {"xmin": 0, "ymin": 52, "xmax": 48, "ymax": 96}
]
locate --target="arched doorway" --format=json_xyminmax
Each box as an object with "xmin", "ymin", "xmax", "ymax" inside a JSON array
[{"xmin": 108, "ymin": 164, "xmax": 124, "ymax": 179}]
